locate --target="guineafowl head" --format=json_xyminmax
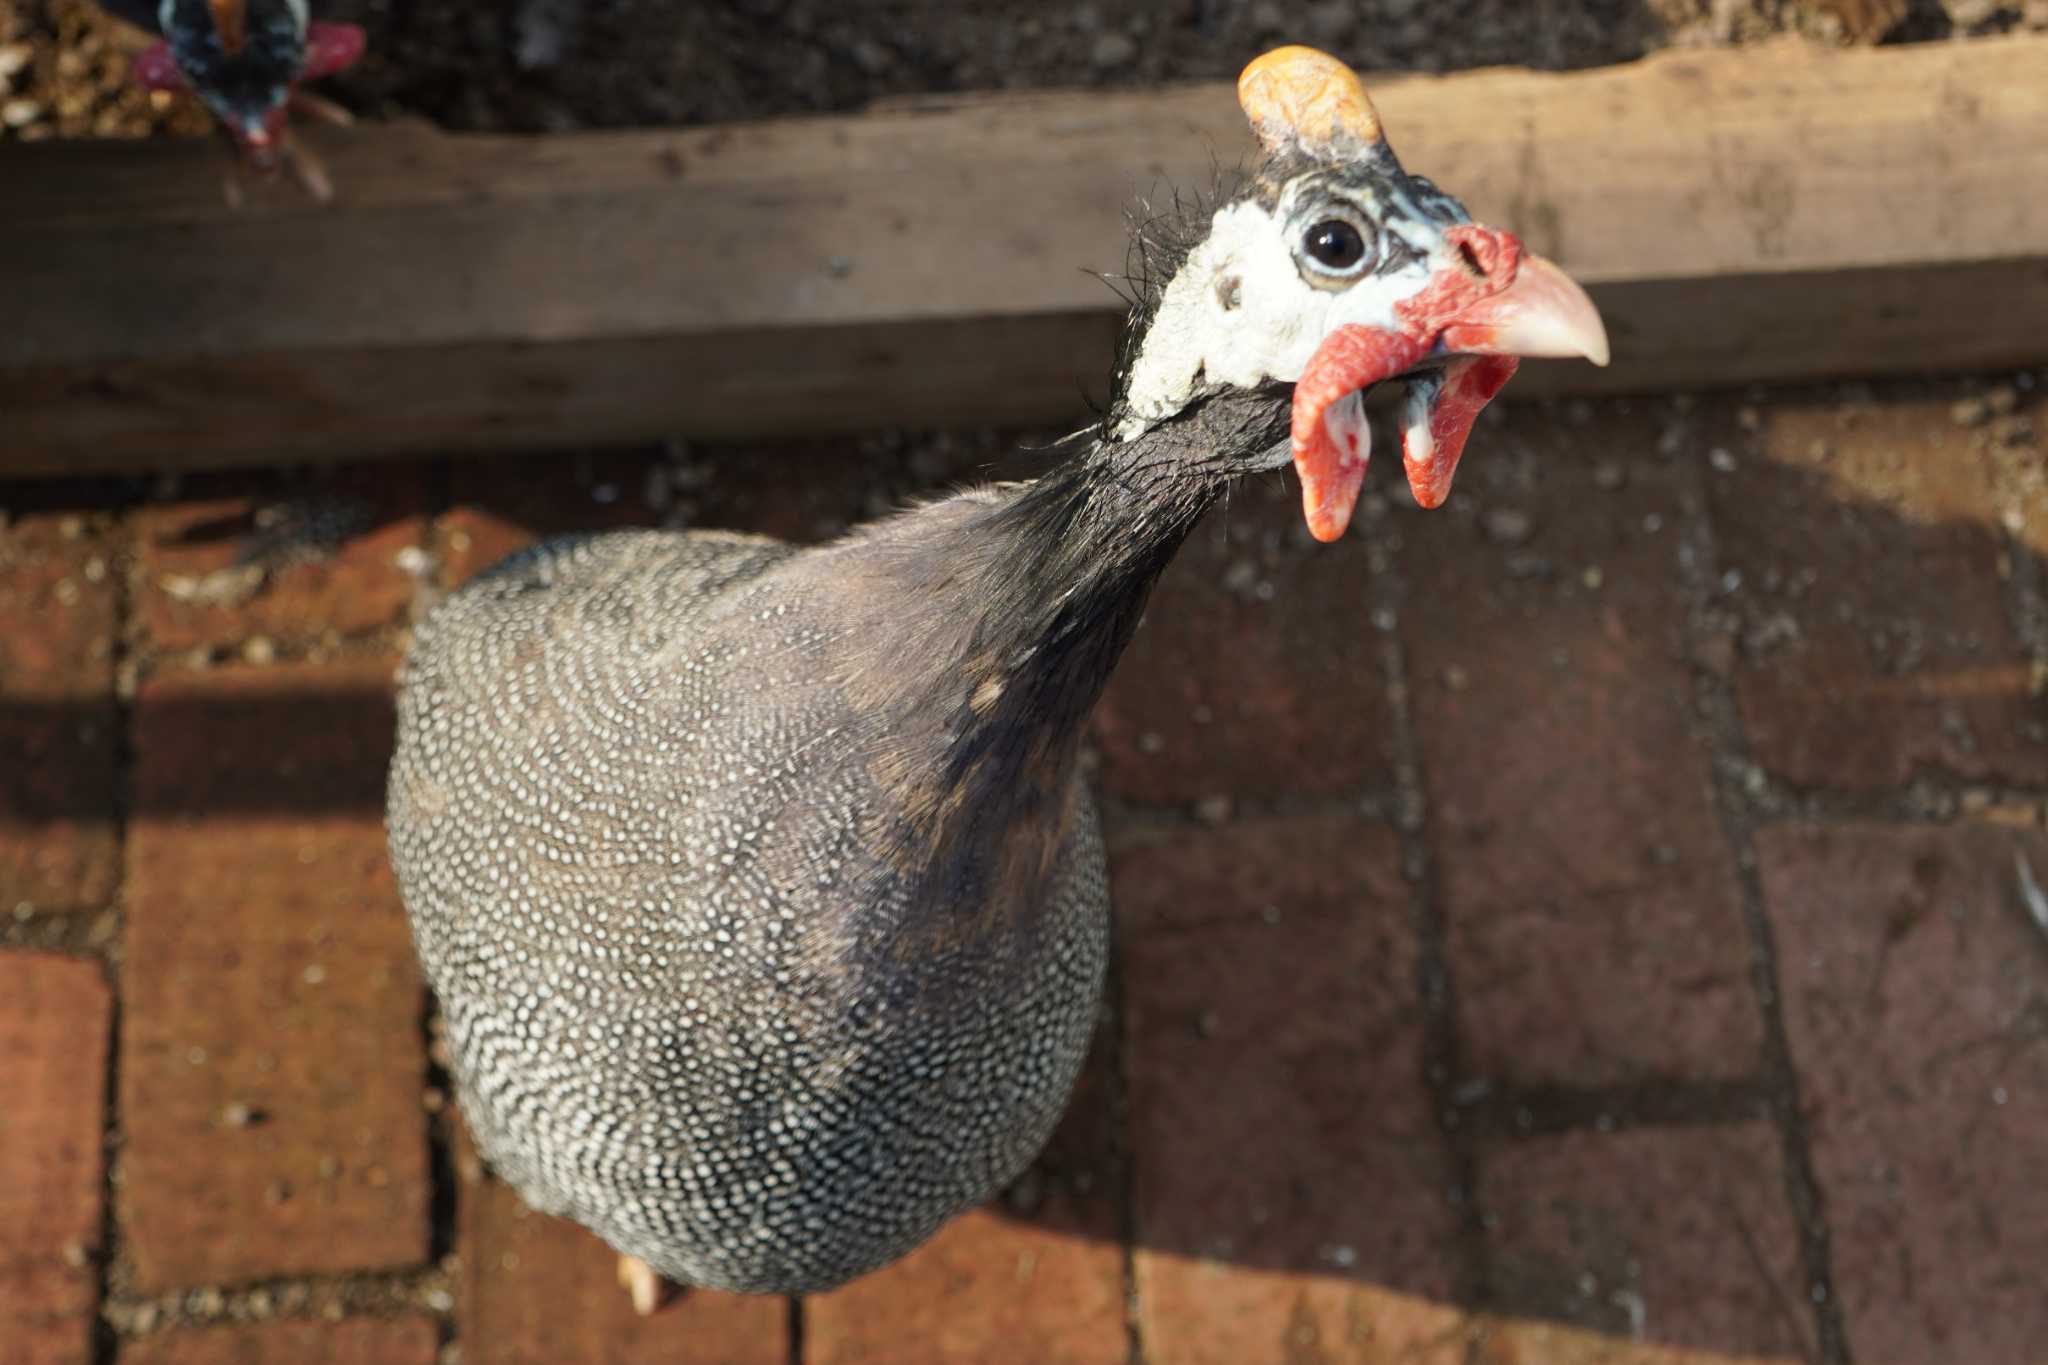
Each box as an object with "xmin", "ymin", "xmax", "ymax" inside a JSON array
[
  {"xmin": 140, "ymin": 0, "xmax": 363, "ymax": 169},
  {"xmin": 1112, "ymin": 46, "xmax": 1609, "ymax": 540}
]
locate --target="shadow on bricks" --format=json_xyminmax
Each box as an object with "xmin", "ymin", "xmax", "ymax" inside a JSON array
[{"xmin": 5, "ymin": 380, "xmax": 2045, "ymax": 1365}]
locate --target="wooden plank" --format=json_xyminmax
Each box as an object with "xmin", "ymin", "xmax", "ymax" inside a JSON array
[{"xmin": 2, "ymin": 34, "xmax": 2045, "ymax": 476}]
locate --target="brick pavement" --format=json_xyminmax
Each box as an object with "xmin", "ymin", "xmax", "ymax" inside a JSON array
[{"xmin": 0, "ymin": 378, "xmax": 2041, "ymax": 1364}]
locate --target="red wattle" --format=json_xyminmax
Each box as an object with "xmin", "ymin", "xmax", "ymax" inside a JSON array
[
  {"xmin": 1401, "ymin": 355, "xmax": 1519, "ymax": 510},
  {"xmin": 304, "ymin": 22, "xmax": 368, "ymax": 80},
  {"xmin": 1290, "ymin": 324, "xmax": 1426, "ymax": 542}
]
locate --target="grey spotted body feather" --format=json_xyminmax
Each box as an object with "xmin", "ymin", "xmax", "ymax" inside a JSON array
[{"xmin": 390, "ymin": 523, "xmax": 1112, "ymax": 1293}]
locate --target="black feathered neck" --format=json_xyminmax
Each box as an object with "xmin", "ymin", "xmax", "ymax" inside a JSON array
[{"xmin": 832, "ymin": 385, "xmax": 1289, "ymax": 865}]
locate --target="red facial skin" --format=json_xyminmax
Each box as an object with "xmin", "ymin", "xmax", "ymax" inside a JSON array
[
  {"xmin": 1290, "ymin": 224, "xmax": 1526, "ymax": 540},
  {"xmin": 132, "ymin": 42, "xmax": 186, "ymax": 91}
]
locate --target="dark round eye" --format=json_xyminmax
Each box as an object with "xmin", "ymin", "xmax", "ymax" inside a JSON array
[{"xmin": 1302, "ymin": 218, "xmax": 1370, "ymax": 274}]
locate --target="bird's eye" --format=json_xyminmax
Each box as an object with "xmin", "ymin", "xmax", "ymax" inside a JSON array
[{"xmin": 1300, "ymin": 218, "xmax": 1371, "ymax": 275}]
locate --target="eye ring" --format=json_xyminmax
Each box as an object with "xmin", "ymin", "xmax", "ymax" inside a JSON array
[{"xmin": 1298, "ymin": 216, "xmax": 1374, "ymax": 278}]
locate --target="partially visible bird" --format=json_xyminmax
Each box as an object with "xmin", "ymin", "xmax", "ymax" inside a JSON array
[
  {"xmin": 99, "ymin": 0, "xmax": 364, "ymax": 200},
  {"xmin": 389, "ymin": 45, "xmax": 1610, "ymax": 1310}
]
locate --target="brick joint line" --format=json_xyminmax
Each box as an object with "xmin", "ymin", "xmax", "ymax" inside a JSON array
[
  {"xmin": 1373, "ymin": 524, "xmax": 1492, "ymax": 1322},
  {"xmin": 1098, "ymin": 822, "xmax": 1145, "ymax": 1365},
  {"xmin": 90, "ymin": 489, "xmax": 146, "ymax": 1365},
  {"xmin": 1676, "ymin": 448, "xmax": 1853, "ymax": 1365}
]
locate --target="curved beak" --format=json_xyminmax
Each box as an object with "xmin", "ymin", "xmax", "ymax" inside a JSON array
[
  {"xmin": 222, "ymin": 105, "xmax": 291, "ymax": 173},
  {"xmin": 1439, "ymin": 252, "xmax": 1610, "ymax": 368},
  {"xmin": 1292, "ymin": 247, "xmax": 1611, "ymax": 539}
]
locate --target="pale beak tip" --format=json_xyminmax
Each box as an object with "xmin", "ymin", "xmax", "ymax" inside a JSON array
[{"xmin": 1584, "ymin": 327, "xmax": 1612, "ymax": 369}]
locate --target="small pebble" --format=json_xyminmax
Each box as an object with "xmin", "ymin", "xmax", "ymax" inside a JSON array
[
  {"xmin": 1951, "ymin": 396, "xmax": 1991, "ymax": 427},
  {"xmin": 1089, "ymin": 32, "xmax": 1137, "ymax": 67},
  {"xmin": 849, "ymin": 38, "xmax": 892, "ymax": 75},
  {"xmin": 1592, "ymin": 460, "xmax": 1627, "ymax": 491},
  {"xmin": 1482, "ymin": 507, "xmax": 1534, "ymax": 545},
  {"xmin": 2, "ymin": 97, "xmax": 43, "ymax": 128},
  {"xmin": 1193, "ymin": 794, "xmax": 1233, "ymax": 826},
  {"xmin": 1708, "ymin": 447, "xmax": 1738, "ymax": 473}
]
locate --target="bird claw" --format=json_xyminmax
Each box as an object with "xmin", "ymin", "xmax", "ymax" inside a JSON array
[
  {"xmin": 289, "ymin": 89, "xmax": 355, "ymax": 129},
  {"xmin": 2017, "ymin": 853, "xmax": 2048, "ymax": 941},
  {"xmin": 283, "ymin": 131, "xmax": 335, "ymax": 203},
  {"xmin": 615, "ymin": 1254, "xmax": 679, "ymax": 1316}
]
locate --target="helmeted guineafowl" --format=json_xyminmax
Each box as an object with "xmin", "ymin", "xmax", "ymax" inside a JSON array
[
  {"xmin": 95, "ymin": 0, "xmax": 364, "ymax": 197},
  {"xmin": 387, "ymin": 44, "xmax": 1608, "ymax": 1308}
]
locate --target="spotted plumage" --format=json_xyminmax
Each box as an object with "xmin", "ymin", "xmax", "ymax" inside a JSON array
[{"xmin": 389, "ymin": 45, "xmax": 1607, "ymax": 1302}]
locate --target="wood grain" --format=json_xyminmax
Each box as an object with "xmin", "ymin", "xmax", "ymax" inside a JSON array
[{"xmin": 3, "ymin": 34, "xmax": 2044, "ymax": 475}]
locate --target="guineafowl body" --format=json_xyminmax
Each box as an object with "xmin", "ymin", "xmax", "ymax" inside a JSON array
[
  {"xmin": 389, "ymin": 45, "xmax": 1608, "ymax": 1300},
  {"xmin": 393, "ymin": 389, "xmax": 1289, "ymax": 1292},
  {"xmin": 391, "ymin": 514, "xmax": 1121, "ymax": 1292}
]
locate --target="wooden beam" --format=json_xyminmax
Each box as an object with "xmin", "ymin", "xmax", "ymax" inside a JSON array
[{"xmin": 3, "ymin": 35, "xmax": 2045, "ymax": 477}]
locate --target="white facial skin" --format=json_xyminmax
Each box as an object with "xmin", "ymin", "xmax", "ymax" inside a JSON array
[{"xmin": 1115, "ymin": 176, "xmax": 1449, "ymax": 439}]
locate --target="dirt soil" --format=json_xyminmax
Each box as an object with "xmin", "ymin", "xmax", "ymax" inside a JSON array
[{"xmin": 1, "ymin": 0, "xmax": 2039, "ymax": 144}]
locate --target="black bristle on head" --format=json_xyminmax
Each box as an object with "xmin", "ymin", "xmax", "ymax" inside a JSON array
[{"xmin": 1098, "ymin": 163, "xmax": 1247, "ymax": 427}]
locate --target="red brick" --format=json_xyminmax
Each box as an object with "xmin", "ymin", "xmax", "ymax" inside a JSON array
[
  {"xmin": 1404, "ymin": 409, "xmax": 1759, "ymax": 1085},
  {"xmin": 1472, "ymin": 1318, "xmax": 1794, "ymax": 1364},
  {"xmin": 1095, "ymin": 474, "xmax": 1396, "ymax": 804},
  {"xmin": 118, "ymin": 1318, "xmax": 440, "ymax": 1365},
  {"xmin": 0, "ymin": 512, "xmax": 119, "ymax": 915},
  {"xmin": 1760, "ymin": 821, "xmax": 2048, "ymax": 1363},
  {"xmin": 1116, "ymin": 815, "xmax": 1460, "ymax": 1362},
  {"xmin": 120, "ymin": 659, "xmax": 428, "ymax": 1291},
  {"xmin": 1479, "ymin": 1125, "xmax": 1807, "ymax": 1358},
  {"xmin": 808, "ymin": 1210, "xmax": 1124, "ymax": 1365},
  {"xmin": 458, "ymin": 1153, "xmax": 785, "ymax": 1365},
  {"xmin": 1710, "ymin": 395, "xmax": 2047, "ymax": 788},
  {"xmin": 0, "ymin": 953, "xmax": 111, "ymax": 1365},
  {"xmin": 133, "ymin": 467, "xmax": 427, "ymax": 654},
  {"xmin": 808, "ymin": 1018, "xmax": 1125, "ymax": 1365}
]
